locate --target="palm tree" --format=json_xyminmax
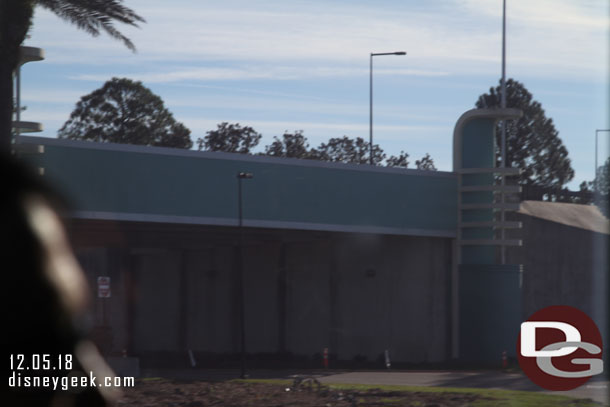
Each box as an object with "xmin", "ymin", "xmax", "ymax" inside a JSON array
[{"xmin": 0, "ymin": 0, "xmax": 144, "ymax": 152}]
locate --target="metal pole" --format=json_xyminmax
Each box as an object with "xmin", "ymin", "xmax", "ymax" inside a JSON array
[
  {"xmin": 501, "ymin": 0, "xmax": 507, "ymax": 113},
  {"xmin": 237, "ymin": 175, "xmax": 246, "ymax": 379},
  {"xmin": 236, "ymin": 172, "xmax": 253, "ymax": 379},
  {"xmin": 500, "ymin": 0, "xmax": 507, "ymax": 264},
  {"xmin": 596, "ymin": 129, "xmax": 610, "ymax": 193},
  {"xmin": 369, "ymin": 54, "xmax": 373, "ymax": 165}
]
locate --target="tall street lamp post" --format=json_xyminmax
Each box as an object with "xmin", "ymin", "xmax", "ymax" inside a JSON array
[
  {"xmin": 595, "ymin": 129, "xmax": 610, "ymax": 193},
  {"xmin": 370, "ymin": 51, "xmax": 406, "ymax": 165},
  {"xmin": 237, "ymin": 171, "xmax": 253, "ymax": 379},
  {"xmin": 500, "ymin": 0, "xmax": 508, "ymax": 264}
]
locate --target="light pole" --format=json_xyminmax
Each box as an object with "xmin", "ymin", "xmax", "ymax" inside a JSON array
[
  {"xmin": 237, "ymin": 171, "xmax": 253, "ymax": 379},
  {"xmin": 370, "ymin": 51, "xmax": 406, "ymax": 165},
  {"xmin": 500, "ymin": 0, "xmax": 508, "ymax": 264},
  {"xmin": 595, "ymin": 129, "xmax": 610, "ymax": 193}
]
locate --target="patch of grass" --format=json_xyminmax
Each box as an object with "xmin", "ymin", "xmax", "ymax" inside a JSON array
[
  {"xmin": 378, "ymin": 396, "xmax": 409, "ymax": 405},
  {"xmin": 236, "ymin": 378, "xmax": 603, "ymax": 407}
]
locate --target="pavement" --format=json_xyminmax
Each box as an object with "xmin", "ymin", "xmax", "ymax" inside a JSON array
[
  {"xmin": 140, "ymin": 368, "xmax": 609, "ymax": 405},
  {"xmin": 317, "ymin": 371, "xmax": 609, "ymax": 405}
]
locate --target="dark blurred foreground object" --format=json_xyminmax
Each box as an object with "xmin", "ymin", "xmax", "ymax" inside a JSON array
[{"xmin": 3, "ymin": 155, "xmax": 118, "ymax": 406}]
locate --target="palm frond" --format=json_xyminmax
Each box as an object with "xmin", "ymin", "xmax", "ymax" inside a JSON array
[{"xmin": 37, "ymin": 0, "xmax": 145, "ymax": 51}]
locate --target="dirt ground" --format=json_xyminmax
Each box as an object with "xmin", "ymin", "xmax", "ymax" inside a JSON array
[{"xmin": 117, "ymin": 377, "xmax": 489, "ymax": 407}]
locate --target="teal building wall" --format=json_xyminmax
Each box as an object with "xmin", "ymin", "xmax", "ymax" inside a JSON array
[
  {"xmin": 18, "ymin": 108, "xmax": 529, "ymax": 365},
  {"xmin": 20, "ymin": 136, "xmax": 457, "ymax": 238}
]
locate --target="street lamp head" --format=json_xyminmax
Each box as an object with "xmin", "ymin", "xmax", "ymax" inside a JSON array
[
  {"xmin": 237, "ymin": 172, "xmax": 254, "ymax": 179},
  {"xmin": 371, "ymin": 51, "xmax": 407, "ymax": 57}
]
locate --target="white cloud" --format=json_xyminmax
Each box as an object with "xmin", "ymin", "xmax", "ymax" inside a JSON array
[
  {"xmin": 19, "ymin": 89, "xmax": 87, "ymax": 105},
  {"xmin": 462, "ymin": 0, "xmax": 608, "ymax": 29},
  {"xmin": 180, "ymin": 117, "xmax": 448, "ymax": 141},
  {"xmin": 26, "ymin": 0, "xmax": 608, "ymax": 81},
  {"xmin": 69, "ymin": 66, "xmax": 449, "ymax": 83},
  {"xmin": 162, "ymin": 94, "xmax": 452, "ymax": 123}
]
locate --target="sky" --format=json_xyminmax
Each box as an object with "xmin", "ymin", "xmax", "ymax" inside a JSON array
[{"xmin": 19, "ymin": 0, "xmax": 609, "ymax": 188}]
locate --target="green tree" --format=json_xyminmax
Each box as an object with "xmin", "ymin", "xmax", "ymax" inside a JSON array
[
  {"xmin": 264, "ymin": 130, "xmax": 314, "ymax": 159},
  {"xmin": 315, "ymin": 136, "xmax": 385, "ymax": 165},
  {"xmin": 58, "ymin": 78, "xmax": 192, "ymax": 148},
  {"xmin": 593, "ymin": 157, "xmax": 610, "ymax": 199},
  {"xmin": 1, "ymin": 0, "xmax": 144, "ymax": 151},
  {"xmin": 580, "ymin": 157, "xmax": 610, "ymax": 212},
  {"xmin": 415, "ymin": 153, "xmax": 437, "ymax": 171},
  {"xmin": 198, "ymin": 122, "xmax": 261, "ymax": 154},
  {"xmin": 386, "ymin": 151, "xmax": 410, "ymax": 168},
  {"xmin": 476, "ymin": 79, "xmax": 574, "ymax": 188}
]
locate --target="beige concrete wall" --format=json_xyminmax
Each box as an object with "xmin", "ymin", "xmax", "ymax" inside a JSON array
[
  {"xmin": 506, "ymin": 213, "xmax": 608, "ymax": 323},
  {"xmin": 73, "ymin": 222, "xmax": 453, "ymax": 364},
  {"xmin": 72, "ymin": 211, "xmax": 607, "ymax": 366}
]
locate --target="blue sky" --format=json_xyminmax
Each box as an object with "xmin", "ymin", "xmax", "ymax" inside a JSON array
[{"xmin": 19, "ymin": 0, "xmax": 609, "ymax": 188}]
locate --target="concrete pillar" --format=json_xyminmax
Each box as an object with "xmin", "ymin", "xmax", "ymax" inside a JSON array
[{"xmin": 453, "ymin": 108, "xmax": 524, "ymax": 363}]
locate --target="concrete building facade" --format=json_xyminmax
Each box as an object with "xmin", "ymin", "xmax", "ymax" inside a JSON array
[{"xmin": 18, "ymin": 108, "xmax": 608, "ymax": 367}]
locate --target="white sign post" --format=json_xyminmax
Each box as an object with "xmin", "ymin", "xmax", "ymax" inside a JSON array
[{"xmin": 97, "ymin": 276, "xmax": 111, "ymax": 298}]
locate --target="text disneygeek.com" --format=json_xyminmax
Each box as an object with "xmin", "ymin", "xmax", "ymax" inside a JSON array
[{"xmin": 9, "ymin": 354, "xmax": 134, "ymax": 391}]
